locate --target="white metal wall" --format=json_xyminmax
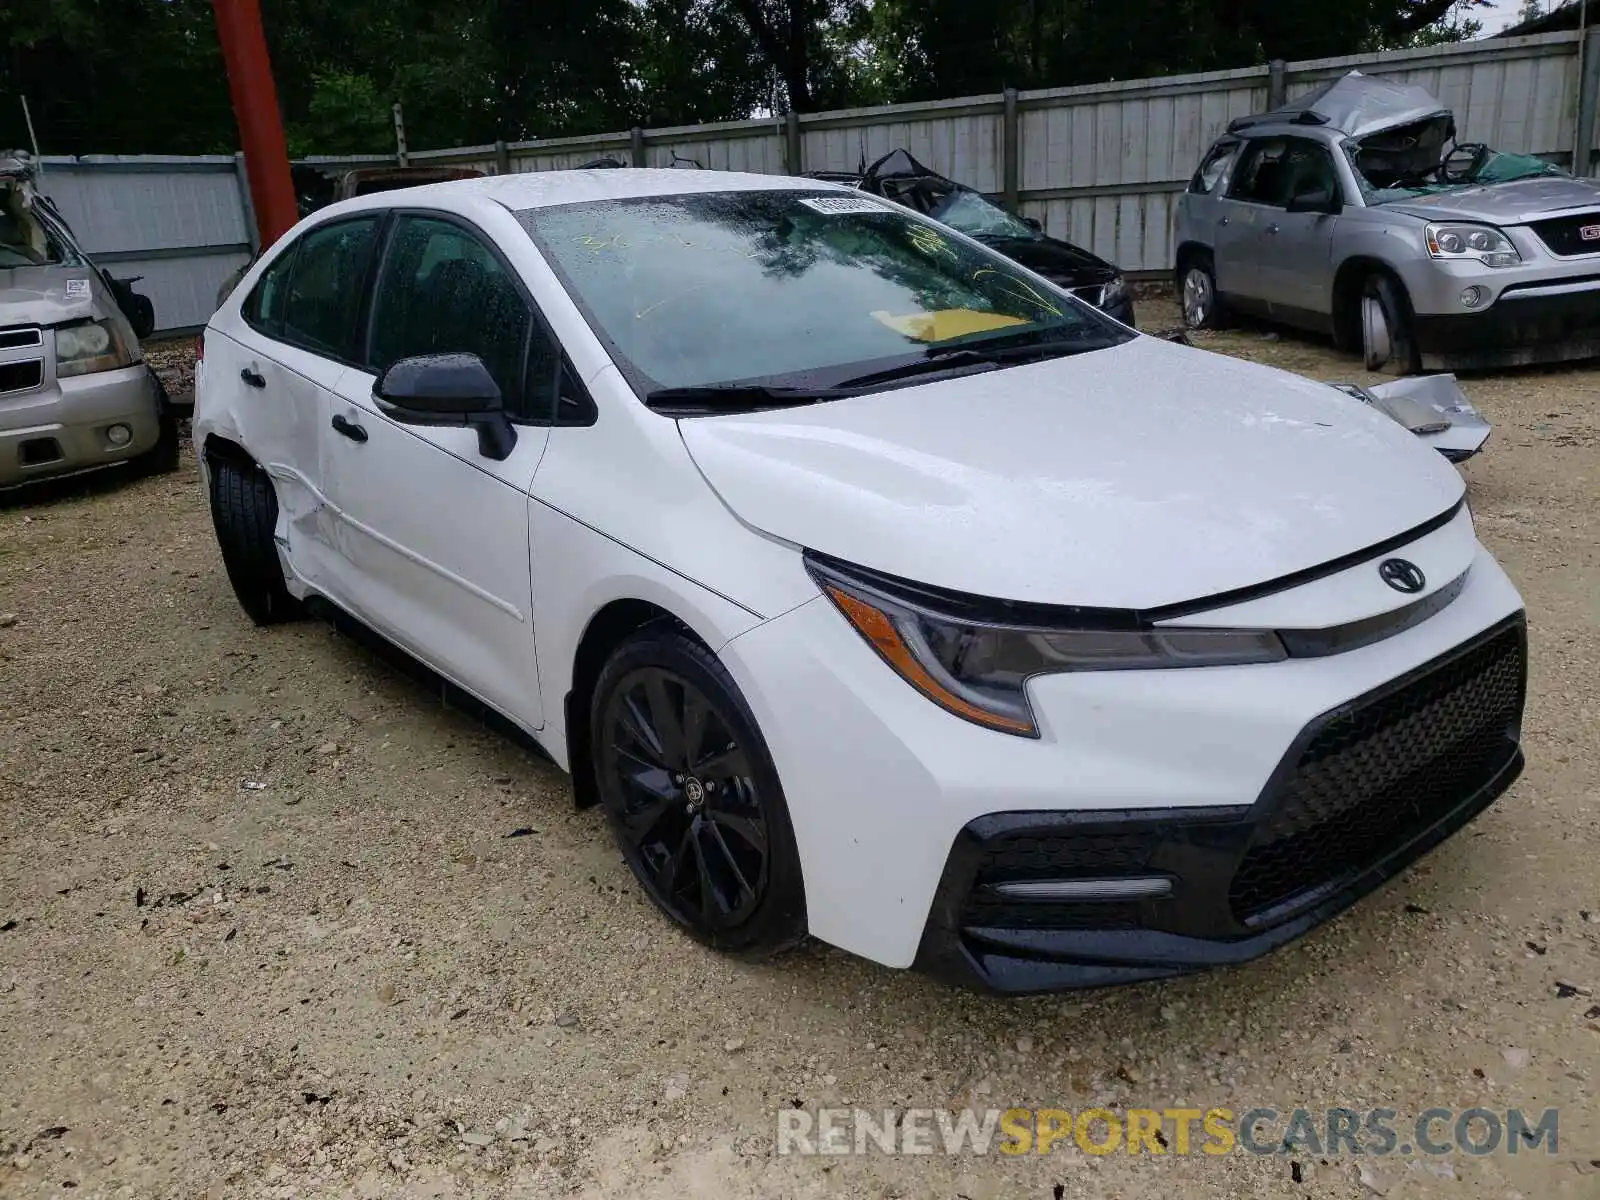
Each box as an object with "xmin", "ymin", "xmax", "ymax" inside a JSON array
[{"xmin": 36, "ymin": 156, "xmax": 253, "ymax": 334}]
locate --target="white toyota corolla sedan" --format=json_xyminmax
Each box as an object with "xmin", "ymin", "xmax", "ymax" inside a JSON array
[{"xmin": 193, "ymin": 169, "xmax": 1526, "ymax": 993}]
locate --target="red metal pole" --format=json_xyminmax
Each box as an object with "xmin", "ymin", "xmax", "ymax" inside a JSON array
[{"xmin": 212, "ymin": 0, "xmax": 298, "ymax": 247}]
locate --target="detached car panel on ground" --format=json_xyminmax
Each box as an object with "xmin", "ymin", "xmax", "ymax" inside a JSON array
[
  {"xmin": 2, "ymin": 153, "xmax": 177, "ymax": 488},
  {"xmin": 195, "ymin": 168, "xmax": 1526, "ymax": 992},
  {"xmin": 1175, "ymin": 70, "xmax": 1600, "ymax": 372}
]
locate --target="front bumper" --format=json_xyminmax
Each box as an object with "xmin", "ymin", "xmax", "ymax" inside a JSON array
[
  {"xmin": 0, "ymin": 363, "xmax": 162, "ymax": 487},
  {"xmin": 913, "ymin": 615, "xmax": 1525, "ymax": 992},
  {"xmin": 1412, "ymin": 276, "xmax": 1600, "ymax": 370},
  {"xmin": 718, "ymin": 528, "xmax": 1525, "ymax": 981}
]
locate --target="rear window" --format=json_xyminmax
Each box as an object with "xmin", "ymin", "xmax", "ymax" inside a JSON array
[
  {"xmin": 1190, "ymin": 140, "xmax": 1241, "ymax": 195},
  {"xmin": 518, "ymin": 190, "xmax": 1128, "ymax": 396}
]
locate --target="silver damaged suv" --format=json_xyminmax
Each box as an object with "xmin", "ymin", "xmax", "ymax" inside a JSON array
[
  {"xmin": 2, "ymin": 153, "xmax": 178, "ymax": 489},
  {"xmin": 1174, "ymin": 71, "xmax": 1600, "ymax": 372}
]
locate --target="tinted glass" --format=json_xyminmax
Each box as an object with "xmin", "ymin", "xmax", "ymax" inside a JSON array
[
  {"xmin": 243, "ymin": 245, "xmax": 297, "ymax": 337},
  {"xmin": 369, "ymin": 216, "xmax": 545, "ymax": 417},
  {"xmin": 518, "ymin": 191, "xmax": 1125, "ymax": 395},
  {"xmin": 281, "ymin": 216, "xmax": 381, "ymax": 358},
  {"xmin": 1230, "ymin": 138, "xmax": 1337, "ymax": 207}
]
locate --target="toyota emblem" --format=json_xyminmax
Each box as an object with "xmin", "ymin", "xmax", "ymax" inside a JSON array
[{"xmin": 1378, "ymin": 558, "xmax": 1427, "ymax": 594}]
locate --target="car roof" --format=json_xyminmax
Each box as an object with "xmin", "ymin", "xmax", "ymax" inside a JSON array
[
  {"xmin": 318, "ymin": 168, "xmax": 847, "ymax": 221},
  {"xmin": 1220, "ymin": 123, "xmax": 1344, "ymax": 144}
]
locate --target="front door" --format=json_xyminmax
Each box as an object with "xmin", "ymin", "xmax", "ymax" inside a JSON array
[{"xmin": 320, "ymin": 213, "xmax": 557, "ymax": 731}]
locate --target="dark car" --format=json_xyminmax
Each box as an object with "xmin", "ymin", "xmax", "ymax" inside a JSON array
[{"xmin": 816, "ymin": 150, "xmax": 1134, "ymax": 325}]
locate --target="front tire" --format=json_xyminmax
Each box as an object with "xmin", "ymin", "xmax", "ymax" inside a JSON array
[
  {"xmin": 132, "ymin": 369, "xmax": 181, "ymax": 477},
  {"xmin": 590, "ymin": 625, "xmax": 806, "ymax": 958},
  {"xmin": 207, "ymin": 455, "xmax": 302, "ymax": 626},
  {"xmin": 1361, "ymin": 273, "xmax": 1420, "ymax": 374}
]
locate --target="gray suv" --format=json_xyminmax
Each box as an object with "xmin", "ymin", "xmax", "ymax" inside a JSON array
[
  {"xmin": 1174, "ymin": 71, "xmax": 1600, "ymax": 372},
  {"xmin": 3, "ymin": 152, "xmax": 178, "ymax": 489}
]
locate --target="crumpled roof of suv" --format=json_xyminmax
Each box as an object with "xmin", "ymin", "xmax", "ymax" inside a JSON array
[{"xmin": 1229, "ymin": 70, "xmax": 1449, "ymax": 140}]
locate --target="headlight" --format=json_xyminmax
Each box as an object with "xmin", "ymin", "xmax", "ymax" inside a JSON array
[
  {"xmin": 1099, "ymin": 275, "xmax": 1127, "ymax": 308},
  {"xmin": 55, "ymin": 318, "xmax": 135, "ymax": 378},
  {"xmin": 1424, "ymin": 223, "xmax": 1520, "ymax": 269},
  {"xmin": 806, "ymin": 554, "xmax": 1287, "ymax": 738}
]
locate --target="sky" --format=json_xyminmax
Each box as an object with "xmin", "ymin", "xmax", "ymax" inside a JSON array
[{"xmin": 1473, "ymin": 0, "xmax": 1575, "ymax": 35}]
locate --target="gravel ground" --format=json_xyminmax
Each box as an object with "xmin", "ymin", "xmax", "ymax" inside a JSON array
[{"xmin": 1, "ymin": 316, "xmax": 1596, "ymax": 1199}]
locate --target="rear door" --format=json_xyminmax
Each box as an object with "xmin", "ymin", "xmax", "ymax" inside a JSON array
[
  {"xmin": 1215, "ymin": 137, "xmax": 1293, "ymax": 313},
  {"xmin": 319, "ymin": 211, "xmax": 554, "ymax": 731},
  {"xmin": 209, "ymin": 215, "xmax": 383, "ymax": 593}
]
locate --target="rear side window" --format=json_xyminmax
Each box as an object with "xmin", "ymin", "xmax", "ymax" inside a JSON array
[
  {"xmin": 242, "ymin": 246, "xmax": 296, "ymax": 338},
  {"xmin": 281, "ymin": 216, "xmax": 382, "ymax": 360},
  {"xmin": 368, "ymin": 214, "xmax": 553, "ymax": 420},
  {"xmin": 1228, "ymin": 138, "xmax": 1337, "ymax": 207},
  {"xmin": 1190, "ymin": 139, "xmax": 1241, "ymax": 195}
]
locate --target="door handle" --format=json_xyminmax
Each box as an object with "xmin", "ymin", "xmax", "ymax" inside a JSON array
[
  {"xmin": 331, "ymin": 414, "xmax": 369, "ymax": 444},
  {"xmin": 239, "ymin": 367, "xmax": 266, "ymax": 389},
  {"xmin": 1266, "ymin": 223, "xmax": 1281, "ymax": 234},
  {"xmin": 1218, "ymin": 216, "xmax": 1229, "ymax": 227}
]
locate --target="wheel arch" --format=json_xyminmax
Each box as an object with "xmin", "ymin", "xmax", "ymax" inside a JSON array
[
  {"xmin": 1332, "ymin": 255, "xmax": 1405, "ymax": 351},
  {"xmin": 1174, "ymin": 240, "xmax": 1213, "ymax": 284},
  {"xmin": 563, "ymin": 597, "xmax": 711, "ymax": 809}
]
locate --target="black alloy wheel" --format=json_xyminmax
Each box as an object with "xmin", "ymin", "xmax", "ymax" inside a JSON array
[{"xmin": 592, "ymin": 629, "xmax": 805, "ymax": 956}]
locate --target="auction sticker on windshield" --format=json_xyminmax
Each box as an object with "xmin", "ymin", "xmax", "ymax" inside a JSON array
[
  {"xmin": 797, "ymin": 196, "xmax": 891, "ymax": 215},
  {"xmin": 64, "ymin": 278, "xmax": 90, "ymax": 299}
]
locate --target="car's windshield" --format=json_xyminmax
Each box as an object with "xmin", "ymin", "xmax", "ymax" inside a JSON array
[
  {"xmin": 518, "ymin": 190, "xmax": 1125, "ymax": 397},
  {"xmin": 0, "ymin": 186, "xmax": 80, "ymax": 268},
  {"xmin": 1345, "ymin": 142, "xmax": 1567, "ymax": 204},
  {"xmin": 928, "ymin": 188, "xmax": 1038, "ymax": 240}
]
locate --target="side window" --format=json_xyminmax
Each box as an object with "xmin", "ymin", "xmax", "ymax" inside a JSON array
[
  {"xmin": 1190, "ymin": 139, "xmax": 1241, "ymax": 195},
  {"xmin": 1229, "ymin": 138, "xmax": 1338, "ymax": 207},
  {"xmin": 281, "ymin": 216, "xmax": 382, "ymax": 359},
  {"xmin": 369, "ymin": 215, "xmax": 555, "ymax": 420},
  {"xmin": 242, "ymin": 245, "xmax": 297, "ymax": 339}
]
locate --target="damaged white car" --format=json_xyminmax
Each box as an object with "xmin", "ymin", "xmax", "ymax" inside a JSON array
[{"xmin": 1175, "ymin": 70, "xmax": 1600, "ymax": 373}]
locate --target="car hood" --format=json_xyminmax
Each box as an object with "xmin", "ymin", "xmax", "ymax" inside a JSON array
[
  {"xmin": 978, "ymin": 235, "xmax": 1117, "ymax": 287},
  {"xmin": 1381, "ymin": 175, "xmax": 1600, "ymax": 224},
  {"xmin": 678, "ymin": 337, "xmax": 1465, "ymax": 610},
  {"xmin": 0, "ymin": 263, "xmax": 105, "ymax": 328}
]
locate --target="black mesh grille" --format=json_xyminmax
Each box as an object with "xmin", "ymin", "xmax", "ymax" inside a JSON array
[
  {"xmin": 1230, "ymin": 623, "xmax": 1524, "ymax": 923},
  {"xmin": 1529, "ymin": 212, "xmax": 1600, "ymax": 257},
  {"xmin": 0, "ymin": 358, "xmax": 43, "ymax": 394}
]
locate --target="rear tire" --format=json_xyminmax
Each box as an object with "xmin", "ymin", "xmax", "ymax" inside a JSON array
[
  {"xmin": 1361, "ymin": 273, "xmax": 1420, "ymax": 375},
  {"xmin": 207, "ymin": 454, "xmax": 302, "ymax": 626},
  {"xmin": 1178, "ymin": 253, "xmax": 1227, "ymax": 330},
  {"xmin": 590, "ymin": 625, "xmax": 807, "ymax": 959}
]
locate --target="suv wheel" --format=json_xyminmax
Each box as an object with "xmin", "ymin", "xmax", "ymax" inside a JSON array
[
  {"xmin": 132, "ymin": 369, "xmax": 181, "ymax": 477},
  {"xmin": 590, "ymin": 625, "xmax": 807, "ymax": 958},
  {"xmin": 1179, "ymin": 254, "xmax": 1226, "ymax": 330},
  {"xmin": 1361, "ymin": 274, "xmax": 1420, "ymax": 374},
  {"xmin": 207, "ymin": 454, "xmax": 302, "ymax": 625}
]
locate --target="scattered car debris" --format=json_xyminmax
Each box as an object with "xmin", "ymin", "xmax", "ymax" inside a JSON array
[{"xmin": 1324, "ymin": 374, "xmax": 1491, "ymax": 461}]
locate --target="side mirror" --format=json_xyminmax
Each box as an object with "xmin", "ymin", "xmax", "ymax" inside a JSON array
[
  {"xmin": 374, "ymin": 353, "xmax": 517, "ymax": 460},
  {"xmin": 1022, "ymin": 216, "xmax": 1043, "ymax": 232},
  {"xmin": 1286, "ymin": 185, "xmax": 1342, "ymax": 215}
]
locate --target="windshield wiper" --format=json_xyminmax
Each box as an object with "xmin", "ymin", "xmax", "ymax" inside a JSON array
[
  {"xmin": 833, "ymin": 331, "xmax": 1120, "ymax": 390},
  {"xmin": 644, "ymin": 383, "xmax": 851, "ymax": 415}
]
